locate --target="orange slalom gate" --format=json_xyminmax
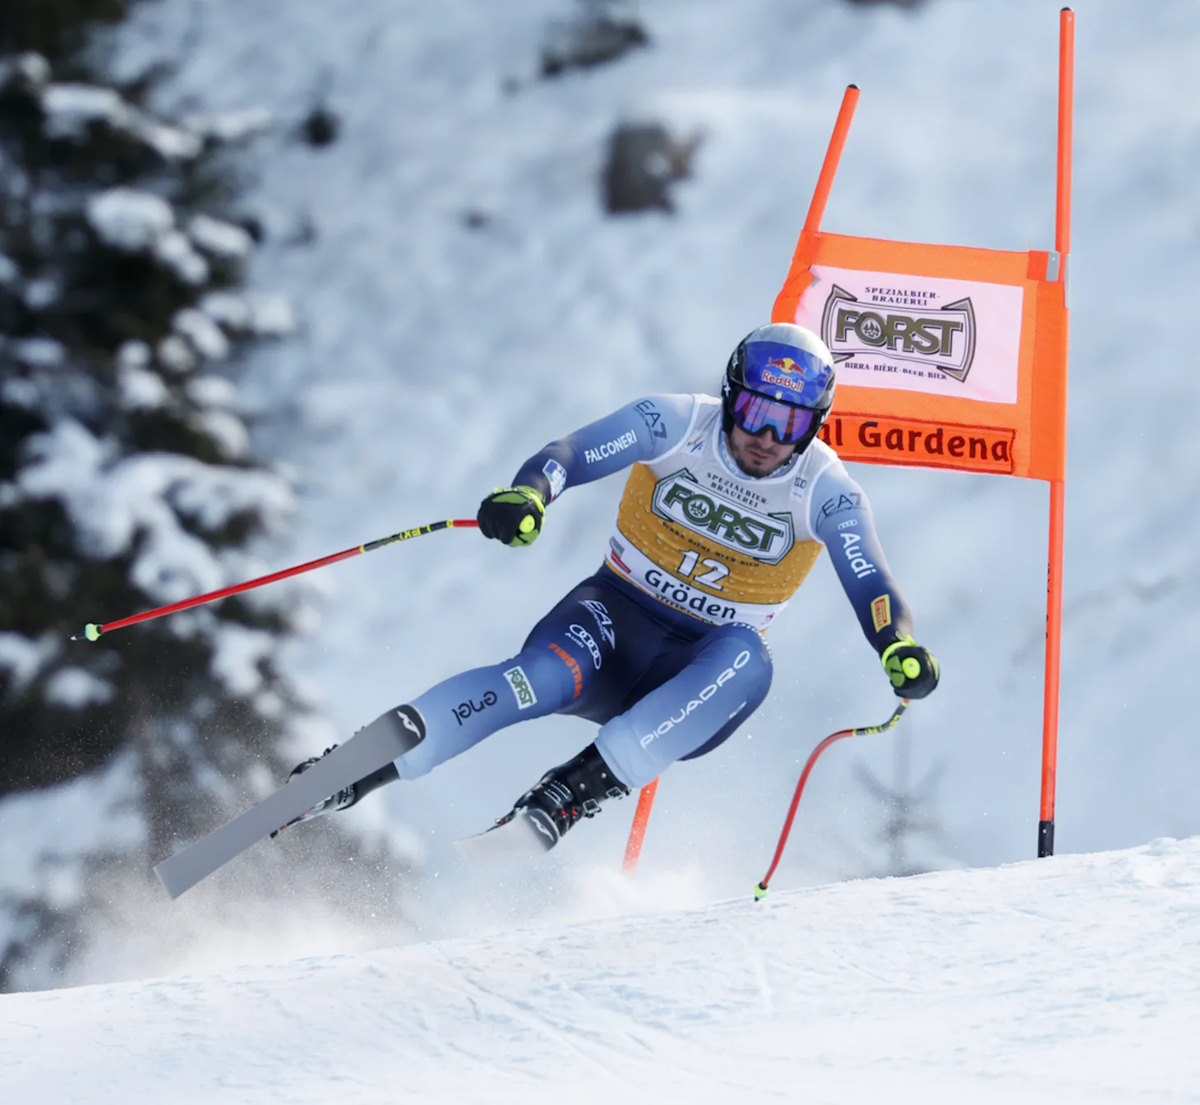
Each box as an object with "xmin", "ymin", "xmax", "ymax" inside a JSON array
[{"xmin": 623, "ymin": 9, "xmax": 1074, "ymax": 873}]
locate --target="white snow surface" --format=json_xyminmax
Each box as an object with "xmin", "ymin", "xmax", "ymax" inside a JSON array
[
  {"xmin": 2, "ymin": 838, "xmax": 1199, "ymax": 1104},
  {"xmin": 3, "ymin": 0, "xmax": 1199, "ymax": 1065},
  {"xmin": 86, "ymin": 187, "xmax": 175, "ymax": 251}
]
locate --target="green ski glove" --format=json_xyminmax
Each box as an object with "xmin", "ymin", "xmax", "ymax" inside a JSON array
[
  {"xmin": 881, "ymin": 635, "xmax": 940, "ymax": 699},
  {"xmin": 477, "ymin": 485, "xmax": 546, "ymax": 547}
]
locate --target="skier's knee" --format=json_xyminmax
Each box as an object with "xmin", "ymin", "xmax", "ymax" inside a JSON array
[{"xmin": 707, "ymin": 622, "xmax": 773, "ymax": 687}]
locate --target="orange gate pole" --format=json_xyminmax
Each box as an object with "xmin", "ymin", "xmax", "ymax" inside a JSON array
[{"xmin": 1038, "ymin": 7, "xmax": 1074, "ymax": 858}]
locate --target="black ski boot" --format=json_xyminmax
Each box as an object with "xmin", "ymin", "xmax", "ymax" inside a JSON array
[
  {"xmin": 510, "ymin": 743, "xmax": 631, "ymax": 848},
  {"xmin": 271, "ymin": 745, "xmax": 399, "ymax": 837}
]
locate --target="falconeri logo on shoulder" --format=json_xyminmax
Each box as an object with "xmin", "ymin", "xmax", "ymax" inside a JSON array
[
  {"xmin": 652, "ymin": 469, "xmax": 794, "ymax": 564},
  {"xmin": 821, "ymin": 284, "xmax": 977, "ymax": 383}
]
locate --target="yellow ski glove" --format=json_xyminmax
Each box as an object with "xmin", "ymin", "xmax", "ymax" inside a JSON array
[
  {"xmin": 880, "ymin": 635, "xmax": 940, "ymax": 699},
  {"xmin": 477, "ymin": 486, "xmax": 546, "ymax": 548}
]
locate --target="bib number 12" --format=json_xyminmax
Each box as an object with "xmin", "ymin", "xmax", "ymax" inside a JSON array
[{"xmin": 678, "ymin": 550, "xmax": 729, "ymax": 590}]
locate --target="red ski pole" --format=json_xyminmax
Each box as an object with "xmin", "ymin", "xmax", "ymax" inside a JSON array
[
  {"xmin": 754, "ymin": 699, "xmax": 910, "ymax": 900},
  {"xmin": 71, "ymin": 517, "xmax": 479, "ymax": 642}
]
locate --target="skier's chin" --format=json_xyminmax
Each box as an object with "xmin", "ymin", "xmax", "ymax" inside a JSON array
[{"xmin": 738, "ymin": 450, "xmax": 777, "ymax": 476}]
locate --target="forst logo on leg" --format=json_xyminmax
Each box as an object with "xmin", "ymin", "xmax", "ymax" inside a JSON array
[
  {"xmin": 821, "ymin": 284, "xmax": 977, "ymax": 383},
  {"xmin": 504, "ymin": 666, "xmax": 538, "ymax": 709}
]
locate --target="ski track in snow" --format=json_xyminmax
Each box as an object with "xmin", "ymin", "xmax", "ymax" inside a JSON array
[{"xmin": 3, "ymin": 838, "xmax": 1199, "ymax": 1104}]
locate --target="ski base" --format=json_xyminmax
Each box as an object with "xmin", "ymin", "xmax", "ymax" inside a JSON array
[
  {"xmin": 154, "ymin": 705, "xmax": 425, "ymax": 899},
  {"xmin": 456, "ymin": 808, "xmax": 559, "ymax": 865}
]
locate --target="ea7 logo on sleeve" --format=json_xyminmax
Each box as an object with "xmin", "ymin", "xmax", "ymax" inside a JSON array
[
  {"xmin": 635, "ymin": 399, "xmax": 668, "ymax": 439},
  {"xmin": 820, "ymin": 492, "xmax": 861, "ymax": 518},
  {"xmin": 580, "ymin": 599, "xmax": 616, "ymax": 647},
  {"xmin": 652, "ymin": 468, "xmax": 794, "ymax": 564},
  {"xmin": 504, "ymin": 666, "xmax": 538, "ymax": 710}
]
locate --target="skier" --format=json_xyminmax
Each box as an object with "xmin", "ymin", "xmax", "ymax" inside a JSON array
[{"xmin": 280, "ymin": 322, "xmax": 939, "ymax": 850}]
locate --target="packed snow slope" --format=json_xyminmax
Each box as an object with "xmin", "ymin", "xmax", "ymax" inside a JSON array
[{"xmin": 3, "ymin": 836, "xmax": 1198, "ymax": 1104}]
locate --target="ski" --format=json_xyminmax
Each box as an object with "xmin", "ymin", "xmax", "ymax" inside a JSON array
[
  {"xmin": 456, "ymin": 807, "xmax": 559, "ymax": 865},
  {"xmin": 154, "ymin": 705, "xmax": 425, "ymax": 899}
]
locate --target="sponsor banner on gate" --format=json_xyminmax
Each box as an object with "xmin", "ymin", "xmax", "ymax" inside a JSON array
[
  {"xmin": 818, "ymin": 413, "xmax": 1016, "ymax": 475},
  {"xmin": 798, "ymin": 268, "xmax": 1023, "ymax": 405},
  {"xmin": 771, "ymin": 231, "xmax": 1069, "ymax": 482}
]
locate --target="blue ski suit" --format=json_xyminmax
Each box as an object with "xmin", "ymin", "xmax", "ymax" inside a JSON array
[{"xmin": 390, "ymin": 393, "xmax": 915, "ymax": 790}]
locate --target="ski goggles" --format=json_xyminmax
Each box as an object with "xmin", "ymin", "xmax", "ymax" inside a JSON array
[{"xmin": 730, "ymin": 389, "xmax": 817, "ymax": 445}]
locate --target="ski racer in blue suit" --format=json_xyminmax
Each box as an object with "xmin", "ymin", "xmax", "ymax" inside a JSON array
[{"xmin": 282, "ymin": 323, "xmax": 939, "ymax": 849}]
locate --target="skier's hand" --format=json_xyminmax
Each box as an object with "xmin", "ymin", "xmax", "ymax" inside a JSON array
[
  {"xmin": 477, "ymin": 485, "xmax": 546, "ymax": 547},
  {"xmin": 880, "ymin": 635, "xmax": 939, "ymax": 699}
]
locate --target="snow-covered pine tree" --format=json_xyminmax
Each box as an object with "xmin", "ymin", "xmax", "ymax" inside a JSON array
[{"xmin": 0, "ymin": 9, "xmax": 414, "ymax": 991}]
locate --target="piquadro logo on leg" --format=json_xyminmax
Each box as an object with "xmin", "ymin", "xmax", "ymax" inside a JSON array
[{"xmin": 638, "ymin": 649, "xmax": 751, "ymax": 748}]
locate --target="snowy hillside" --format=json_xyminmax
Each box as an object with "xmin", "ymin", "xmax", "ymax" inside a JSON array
[
  {"xmin": 3, "ymin": 837, "xmax": 1198, "ymax": 1104},
  {"xmin": 6, "ymin": 0, "xmax": 1200, "ymax": 991}
]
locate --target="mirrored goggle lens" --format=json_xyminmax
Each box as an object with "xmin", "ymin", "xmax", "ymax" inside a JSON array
[{"xmin": 732, "ymin": 390, "xmax": 816, "ymax": 444}]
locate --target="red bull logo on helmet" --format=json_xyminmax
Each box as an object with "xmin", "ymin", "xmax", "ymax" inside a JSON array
[
  {"xmin": 746, "ymin": 343, "xmax": 832, "ymax": 405},
  {"xmin": 761, "ymin": 356, "xmax": 807, "ymax": 391}
]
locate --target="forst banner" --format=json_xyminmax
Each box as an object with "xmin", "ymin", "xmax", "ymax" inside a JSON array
[{"xmin": 772, "ymin": 232, "xmax": 1068, "ymax": 482}]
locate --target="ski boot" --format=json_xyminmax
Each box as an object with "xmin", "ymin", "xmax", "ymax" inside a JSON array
[{"xmin": 508, "ymin": 743, "xmax": 631, "ymax": 848}]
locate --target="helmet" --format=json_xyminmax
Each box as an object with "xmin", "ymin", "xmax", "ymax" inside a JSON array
[{"xmin": 721, "ymin": 323, "xmax": 836, "ymax": 454}]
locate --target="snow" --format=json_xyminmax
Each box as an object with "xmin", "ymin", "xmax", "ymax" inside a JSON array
[
  {"xmin": 117, "ymin": 361, "xmax": 169, "ymax": 410},
  {"xmin": 116, "ymin": 339, "xmax": 152, "ymax": 370},
  {"xmin": 2, "ymin": 0, "xmax": 1199, "ymax": 1069},
  {"xmin": 187, "ymin": 213, "xmax": 256, "ymax": 261},
  {"xmin": 44, "ymin": 666, "xmax": 114, "ymax": 708},
  {"xmin": 14, "ymin": 420, "xmax": 292, "ymax": 612},
  {"xmin": 0, "ymin": 51, "xmax": 50, "ymax": 90},
  {"xmin": 85, "ymin": 192, "xmax": 217, "ymax": 283},
  {"xmin": 187, "ymin": 408, "xmax": 250, "ymax": 458},
  {"xmin": 181, "ymin": 105, "xmax": 273, "ymax": 143},
  {"xmin": 2, "ymin": 839, "xmax": 1199, "ymax": 1104},
  {"xmin": 0, "ymin": 631, "xmax": 53, "ymax": 690},
  {"xmin": 153, "ymin": 228, "xmax": 210, "ymax": 284},
  {"xmin": 174, "ymin": 308, "xmax": 232, "ymax": 361},
  {"xmin": 41, "ymin": 83, "xmax": 128, "ymax": 138},
  {"xmin": 86, "ymin": 187, "xmax": 174, "ymax": 251},
  {"xmin": 0, "ymin": 755, "xmax": 142, "ymax": 910},
  {"xmin": 209, "ymin": 624, "xmax": 276, "ymax": 697},
  {"xmin": 9, "ymin": 337, "xmax": 65, "ymax": 367},
  {"xmin": 42, "ymin": 81, "xmax": 202, "ymax": 159},
  {"xmin": 156, "ymin": 332, "xmax": 196, "ymax": 372},
  {"xmin": 22, "ymin": 275, "xmax": 59, "ymax": 309}
]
